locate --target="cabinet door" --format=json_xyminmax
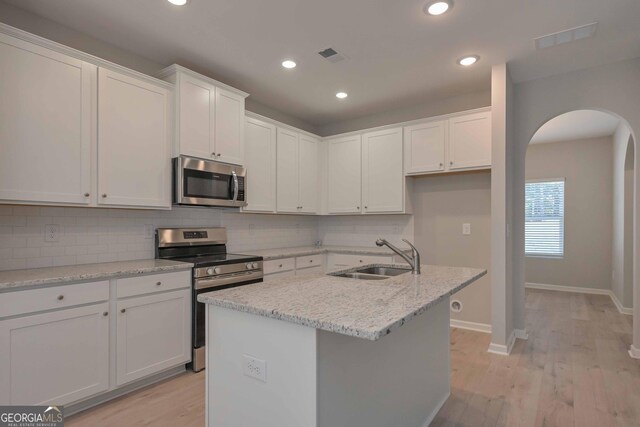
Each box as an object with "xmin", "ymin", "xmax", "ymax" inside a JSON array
[
  {"xmin": 244, "ymin": 117, "xmax": 276, "ymax": 212},
  {"xmin": 403, "ymin": 120, "xmax": 446, "ymax": 174},
  {"xmin": 178, "ymin": 73, "xmax": 215, "ymax": 160},
  {"xmin": 298, "ymin": 134, "xmax": 319, "ymax": 214},
  {"xmin": 97, "ymin": 68, "xmax": 171, "ymax": 208},
  {"xmin": 362, "ymin": 128, "xmax": 404, "ymax": 213},
  {"xmin": 276, "ymin": 128, "xmax": 300, "ymax": 213},
  {"xmin": 0, "ymin": 34, "xmax": 94, "ymax": 205},
  {"xmin": 215, "ymin": 88, "xmax": 245, "ymax": 165},
  {"xmin": 448, "ymin": 111, "xmax": 492, "ymax": 170},
  {"xmin": 116, "ymin": 289, "xmax": 191, "ymax": 386},
  {"xmin": 327, "ymin": 135, "xmax": 362, "ymax": 214},
  {"xmin": 0, "ymin": 303, "xmax": 109, "ymax": 405}
]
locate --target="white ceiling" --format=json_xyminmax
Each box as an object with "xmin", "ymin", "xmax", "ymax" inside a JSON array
[
  {"xmin": 530, "ymin": 110, "xmax": 620, "ymax": 144},
  {"xmin": 4, "ymin": 0, "xmax": 640, "ymax": 127}
]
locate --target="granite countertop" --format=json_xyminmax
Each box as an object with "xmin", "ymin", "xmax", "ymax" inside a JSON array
[
  {"xmin": 198, "ymin": 263, "xmax": 486, "ymax": 341},
  {"xmin": 245, "ymin": 245, "xmax": 410, "ymax": 260},
  {"xmin": 0, "ymin": 259, "xmax": 193, "ymax": 292}
]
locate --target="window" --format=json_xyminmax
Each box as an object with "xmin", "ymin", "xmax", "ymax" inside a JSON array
[{"xmin": 525, "ymin": 179, "xmax": 565, "ymax": 257}]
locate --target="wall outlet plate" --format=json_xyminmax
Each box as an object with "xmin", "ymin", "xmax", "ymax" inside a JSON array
[
  {"xmin": 462, "ymin": 223, "xmax": 471, "ymax": 235},
  {"xmin": 243, "ymin": 354, "xmax": 266, "ymax": 382}
]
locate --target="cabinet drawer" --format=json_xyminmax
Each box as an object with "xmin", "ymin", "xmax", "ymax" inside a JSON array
[
  {"xmin": 116, "ymin": 271, "xmax": 191, "ymax": 299},
  {"xmin": 295, "ymin": 254, "xmax": 323, "ymax": 269},
  {"xmin": 0, "ymin": 281, "xmax": 109, "ymax": 318},
  {"xmin": 327, "ymin": 253, "xmax": 392, "ymax": 271},
  {"xmin": 263, "ymin": 257, "xmax": 295, "ymax": 275}
]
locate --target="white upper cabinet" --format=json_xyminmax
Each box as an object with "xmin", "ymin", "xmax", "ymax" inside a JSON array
[
  {"xmin": 404, "ymin": 120, "xmax": 446, "ymax": 174},
  {"xmin": 448, "ymin": 111, "xmax": 492, "ymax": 170},
  {"xmin": 215, "ymin": 88, "xmax": 245, "ymax": 165},
  {"xmin": 276, "ymin": 128, "xmax": 300, "ymax": 213},
  {"xmin": 362, "ymin": 128, "xmax": 404, "ymax": 213},
  {"xmin": 244, "ymin": 117, "xmax": 276, "ymax": 212},
  {"xmin": 177, "ymin": 72, "xmax": 215, "ymax": 160},
  {"xmin": 327, "ymin": 135, "xmax": 362, "ymax": 214},
  {"xmin": 0, "ymin": 33, "xmax": 94, "ymax": 206},
  {"xmin": 159, "ymin": 65, "xmax": 248, "ymax": 166},
  {"xmin": 97, "ymin": 68, "xmax": 171, "ymax": 209},
  {"xmin": 297, "ymin": 134, "xmax": 319, "ymax": 214}
]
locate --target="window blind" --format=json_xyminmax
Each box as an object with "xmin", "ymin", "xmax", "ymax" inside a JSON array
[{"xmin": 525, "ymin": 179, "xmax": 565, "ymax": 257}]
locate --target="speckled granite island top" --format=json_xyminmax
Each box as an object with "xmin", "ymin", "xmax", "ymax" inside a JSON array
[
  {"xmin": 245, "ymin": 245, "xmax": 409, "ymax": 260},
  {"xmin": 0, "ymin": 259, "xmax": 193, "ymax": 291},
  {"xmin": 198, "ymin": 263, "xmax": 486, "ymax": 341}
]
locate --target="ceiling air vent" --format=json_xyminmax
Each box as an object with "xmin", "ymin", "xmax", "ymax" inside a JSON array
[
  {"xmin": 318, "ymin": 47, "xmax": 347, "ymax": 63},
  {"xmin": 534, "ymin": 22, "xmax": 598, "ymax": 50}
]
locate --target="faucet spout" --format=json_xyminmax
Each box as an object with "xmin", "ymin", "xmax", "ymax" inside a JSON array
[{"xmin": 375, "ymin": 238, "xmax": 421, "ymax": 275}]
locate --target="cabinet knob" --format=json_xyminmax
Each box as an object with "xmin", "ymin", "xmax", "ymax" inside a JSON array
[
  {"xmin": 439, "ymin": 163, "xmax": 443, "ymax": 168},
  {"xmin": 212, "ymin": 152, "xmax": 216, "ymax": 157},
  {"xmin": 309, "ymin": 260, "xmax": 313, "ymax": 263},
  {"xmin": 217, "ymin": 153, "xmax": 221, "ymax": 157},
  {"xmin": 121, "ymin": 308, "xmax": 126, "ymax": 313},
  {"xmin": 84, "ymin": 192, "xmax": 90, "ymax": 197},
  {"xmin": 102, "ymin": 194, "xmax": 107, "ymax": 198},
  {"xmin": 103, "ymin": 311, "xmax": 109, "ymax": 317},
  {"xmin": 365, "ymin": 206, "xmax": 368, "ymax": 209},
  {"xmin": 450, "ymin": 161, "xmax": 453, "ymax": 165},
  {"xmin": 279, "ymin": 264, "xmax": 283, "ymax": 268},
  {"xmin": 357, "ymin": 206, "xmax": 360, "ymax": 210},
  {"xmin": 57, "ymin": 295, "xmax": 64, "ymax": 301},
  {"xmin": 156, "ymin": 281, "xmax": 162, "ymax": 286}
]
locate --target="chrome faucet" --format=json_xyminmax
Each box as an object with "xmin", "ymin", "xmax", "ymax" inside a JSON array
[{"xmin": 375, "ymin": 238, "xmax": 421, "ymax": 275}]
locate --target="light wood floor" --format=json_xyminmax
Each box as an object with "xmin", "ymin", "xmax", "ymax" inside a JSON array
[{"xmin": 67, "ymin": 289, "xmax": 639, "ymax": 427}]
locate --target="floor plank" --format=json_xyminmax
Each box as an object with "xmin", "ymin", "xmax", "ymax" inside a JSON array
[{"xmin": 66, "ymin": 289, "xmax": 638, "ymax": 427}]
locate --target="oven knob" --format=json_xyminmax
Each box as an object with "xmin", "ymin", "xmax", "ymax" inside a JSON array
[
  {"xmin": 246, "ymin": 262, "xmax": 253, "ymax": 270},
  {"xmin": 206, "ymin": 268, "xmax": 215, "ymax": 275},
  {"xmin": 213, "ymin": 267, "xmax": 222, "ymax": 274},
  {"xmin": 252, "ymin": 262, "xmax": 259, "ymax": 269}
]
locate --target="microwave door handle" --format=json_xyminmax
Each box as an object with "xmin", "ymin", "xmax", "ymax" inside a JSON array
[{"xmin": 231, "ymin": 171, "xmax": 239, "ymax": 201}]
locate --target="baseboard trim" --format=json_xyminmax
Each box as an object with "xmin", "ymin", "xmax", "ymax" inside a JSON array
[
  {"xmin": 450, "ymin": 319, "xmax": 492, "ymax": 334},
  {"xmin": 487, "ymin": 330, "xmax": 516, "ymax": 356},
  {"xmin": 421, "ymin": 391, "xmax": 450, "ymax": 427},
  {"xmin": 630, "ymin": 345, "xmax": 640, "ymax": 360},
  {"xmin": 525, "ymin": 282, "xmax": 633, "ymax": 316},
  {"xmin": 65, "ymin": 365, "xmax": 187, "ymax": 416}
]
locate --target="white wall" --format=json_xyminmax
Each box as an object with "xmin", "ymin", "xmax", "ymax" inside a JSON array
[
  {"xmin": 510, "ymin": 57, "xmax": 640, "ymax": 353},
  {"xmin": 0, "ymin": 206, "xmax": 318, "ymax": 271},
  {"xmin": 525, "ymin": 137, "xmax": 613, "ymax": 290},
  {"xmin": 412, "ymin": 172, "xmax": 492, "ymax": 325},
  {"xmin": 613, "ymin": 124, "xmax": 635, "ymax": 308}
]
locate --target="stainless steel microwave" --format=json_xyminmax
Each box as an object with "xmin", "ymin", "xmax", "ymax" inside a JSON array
[{"xmin": 173, "ymin": 156, "xmax": 247, "ymax": 207}]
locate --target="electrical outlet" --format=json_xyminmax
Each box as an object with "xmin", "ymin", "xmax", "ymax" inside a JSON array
[
  {"xmin": 462, "ymin": 223, "xmax": 471, "ymax": 235},
  {"xmin": 243, "ymin": 355, "xmax": 266, "ymax": 382},
  {"xmin": 44, "ymin": 224, "xmax": 60, "ymax": 242},
  {"xmin": 144, "ymin": 224, "xmax": 154, "ymax": 239}
]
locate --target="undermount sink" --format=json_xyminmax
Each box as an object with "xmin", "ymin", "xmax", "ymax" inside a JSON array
[{"xmin": 329, "ymin": 266, "xmax": 412, "ymax": 280}]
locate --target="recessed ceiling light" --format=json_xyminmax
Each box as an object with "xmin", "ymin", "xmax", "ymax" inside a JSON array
[
  {"xmin": 167, "ymin": 0, "xmax": 188, "ymax": 5},
  {"xmin": 336, "ymin": 92, "xmax": 348, "ymax": 99},
  {"xmin": 457, "ymin": 55, "xmax": 479, "ymax": 66},
  {"xmin": 424, "ymin": 0, "xmax": 452, "ymax": 16},
  {"xmin": 281, "ymin": 60, "xmax": 297, "ymax": 69}
]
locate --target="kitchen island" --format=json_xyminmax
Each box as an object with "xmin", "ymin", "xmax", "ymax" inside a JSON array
[{"xmin": 198, "ymin": 263, "xmax": 485, "ymax": 427}]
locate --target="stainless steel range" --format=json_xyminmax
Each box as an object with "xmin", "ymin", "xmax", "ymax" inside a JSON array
[{"xmin": 155, "ymin": 227, "xmax": 263, "ymax": 372}]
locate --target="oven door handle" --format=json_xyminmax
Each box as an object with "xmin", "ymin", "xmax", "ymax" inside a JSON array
[
  {"xmin": 195, "ymin": 270, "xmax": 263, "ymax": 290},
  {"xmin": 231, "ymin": 171, "xmax": 239, "ymax": 202}
]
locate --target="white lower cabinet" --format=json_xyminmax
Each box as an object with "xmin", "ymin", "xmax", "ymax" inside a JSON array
[
  {"xmin": 0, "ymin": 302, "xmax": 110, "ymax": 405},
  {"xmin": 116, "ymin": 289, "xmax": 191, "ymax": 386}
]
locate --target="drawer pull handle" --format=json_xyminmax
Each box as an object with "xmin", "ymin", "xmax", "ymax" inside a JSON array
[
  {"xmin": 84, "ymin": 192, "xmax": 90, "ymax": 197},
  {"xmin": 103, "ymin": 311, "xmax": 109, "ymax": 317},
  {"xmin": 102, "ymin": 193, "xmax": 107, "ymax": 198},
  {"xmin": 279, "ymin": 264, "xmax": 283, "ymax": 268},
  {"xmin": 57, "ymin": 295, "xmax": 64, "ymax": 301},
  {"xmin": 121, "ymin": 308, "xmax": 126, "ymax": 314},
  {"xmin": 156, "ymin": 281, "xmax": 162, "ymax": 286},
  {"xmin": 309, "ymin": 260, "xmax": 313, "ymax": 263}
]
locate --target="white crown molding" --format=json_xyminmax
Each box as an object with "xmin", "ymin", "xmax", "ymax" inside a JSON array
[
  {"xmin": 244, "ymin": 111, "xmax": 321, "ymax": 139},
  {"xmin": 0, "ymin": 22, "xmax": 173, "ymax": 91},
  {"xmin": 450, "ymin": 319, "xmax": 491, "ymax": 334},
  {"xmin": 157, "ymin": 64, "xmax": 249, "ymax": 98}
]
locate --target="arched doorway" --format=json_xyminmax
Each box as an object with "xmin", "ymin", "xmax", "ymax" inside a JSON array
[{"xmin": 520, "ymin": 109, "xmax": 637, "ymax": 357}]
